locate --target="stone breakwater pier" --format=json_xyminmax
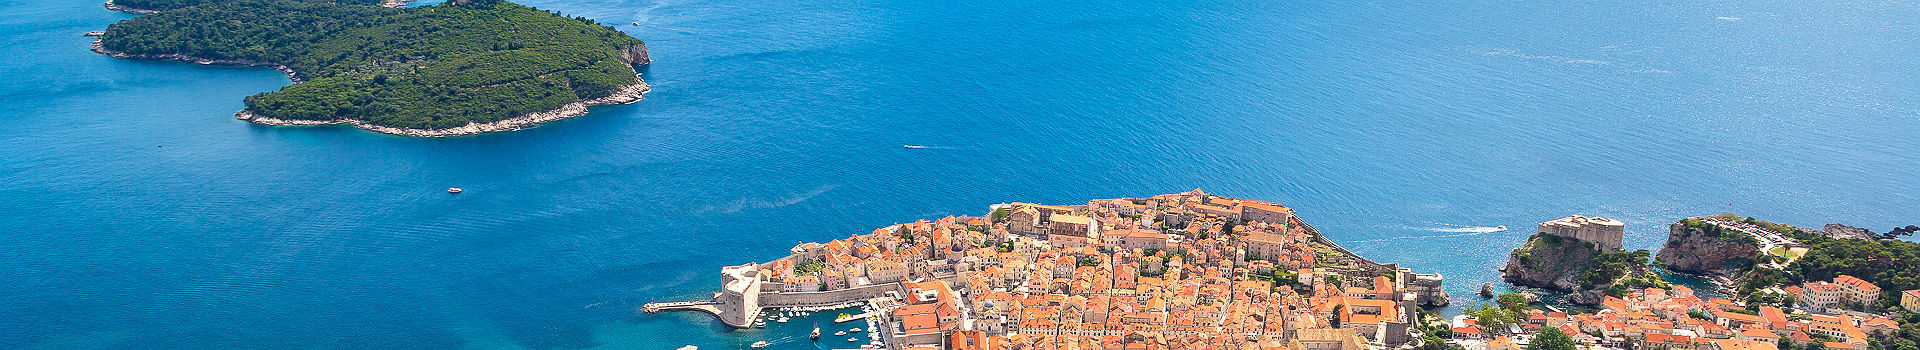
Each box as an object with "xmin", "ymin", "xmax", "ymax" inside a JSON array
[{"xmin": 641, "ymin": 263, "xmax": 904, "ymax": 328}]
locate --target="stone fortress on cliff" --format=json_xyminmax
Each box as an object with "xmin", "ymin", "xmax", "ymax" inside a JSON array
[{"xmin": 1536, "ymin": 215, "xmax": 1625, "ymax": 251}]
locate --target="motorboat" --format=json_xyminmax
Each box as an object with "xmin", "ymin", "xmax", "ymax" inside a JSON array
[
  {"xmin": 835, "ymin": 331, "xmax": 847, "ymax": 336},
  {"xmin": 849, "ymin": 327, "xmax": 862, "ymax": 332},
  {"xmin": 750, "ymin": 341, "xmax": 769, "ymax": 348},
  {"xmin": 903, "ymin": 144, "xmax": 926, "ymax": 149},
  {"xmin": 1494, "ymin": 225, "xmax": 1507, "ymax": 230},
  {"xmin": 811, "ymin": 326, "xmax": 821, "ymax": 340},
  {"xmin": 849, "ymin": 338, "xmax": 859, "ymax": 342},
  {"xmin": 447, "ymin": 187, "xmax": 463, "ymax": 194}
]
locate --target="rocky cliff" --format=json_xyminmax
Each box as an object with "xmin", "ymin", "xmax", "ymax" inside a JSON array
[
  {"xmin": 1655, "ymin": 222, "xmax": 1759, "ymax": 276},
  {"xmin": 621, "ymin": 42, "xmax": 651, "ymax": 66},
  {"xmin": 1503, "ymin": 233, "xmax": 1599, "ymax": 291},
  {"xmin": 1817, "ymin": 224, "xmax": 1877, "ymax": 241}
]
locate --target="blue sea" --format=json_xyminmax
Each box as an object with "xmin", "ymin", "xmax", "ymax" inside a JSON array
[{"xmin": 2, "ymin": 0, "xmax": 1917, "ymax": 348}]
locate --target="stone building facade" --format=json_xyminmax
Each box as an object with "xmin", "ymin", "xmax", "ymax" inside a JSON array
[{"xmin": 1537, "ymin": 215, "xmax": 1625, "ymax": 251}]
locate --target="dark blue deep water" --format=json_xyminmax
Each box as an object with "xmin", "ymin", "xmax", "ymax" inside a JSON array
[{"xmin": 2, "ymin": 0, "xmax": 1917, "ymax": 348}]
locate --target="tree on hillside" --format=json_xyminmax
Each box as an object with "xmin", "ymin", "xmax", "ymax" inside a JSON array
[
  {"xmin": 1528, "ymin": 327, "xmax": 1576, "ymax": 350},
  {"xmin": 1497, "ymin": 293, "xmax": 1529, "ymax": 314},
  {"xmin": 1467, "ymin": 303, "xmax": 1513, "ymax": 332}
]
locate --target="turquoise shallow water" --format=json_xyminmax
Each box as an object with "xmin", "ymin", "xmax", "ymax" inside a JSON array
[{"xmin": 1, "ymin": 0, "xmax": 1917, "ymax": 348}]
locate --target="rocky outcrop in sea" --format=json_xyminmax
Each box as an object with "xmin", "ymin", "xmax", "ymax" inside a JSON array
[
  {"xmin": 1817, "ymin": 223, "xmax": 1878, "ymax": 241},
  {"xmin": 1500, "ymin": 233, "xmax": 1612, "ymax": 305},
  {"xmin": 1502, "ymin": 234, "xmax": 1598, "ymax": 291},
  {"xmin": 1655, "ymin": 222, "xmax": 1760, "ymax": 276}
]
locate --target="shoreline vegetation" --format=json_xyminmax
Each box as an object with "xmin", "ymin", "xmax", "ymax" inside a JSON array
[
  {"xmin": 233, "ymin": 81, "xmax": 648, "ymax": 137},
  {"xmin": 92, "ymin": 0, "xmax": 649, "ymax": 137},
  {"xmin": 105, "ymin": 0, "xmax": 410, "ymax": 14}
]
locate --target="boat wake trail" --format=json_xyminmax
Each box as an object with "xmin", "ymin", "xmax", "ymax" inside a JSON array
[
  {"xmin": 902, "ymin": 144, "xmax": 963, "ymax": 150},
  {"xmin": 1423, "ymin": 226, "xmax": 1507, "ymax": 233},
  {"xmin": 1343, "ymin": 223, "xmax": 1509, "ymax": 243}
]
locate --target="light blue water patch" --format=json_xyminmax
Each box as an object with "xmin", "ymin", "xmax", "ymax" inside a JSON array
[{"xmin": 1, "ymin": 0, "xmax": 1917, "ymax": 348}]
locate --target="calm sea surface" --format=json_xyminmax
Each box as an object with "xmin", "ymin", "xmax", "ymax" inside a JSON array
[{"xmin": 2, "ymin": 0, "xmax": 1917, "ymax": 348}]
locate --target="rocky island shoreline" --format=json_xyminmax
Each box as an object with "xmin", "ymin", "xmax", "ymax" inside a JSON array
[
  {"xmin": 102, "ymin": 0, "xmax": 160, "ymax": 14},
  {"xmin": 234, "ymin": 80, "xmax": 650, "ymax": 137},
  {"xmin": 90, "ymin": 40, "xmax": 302, "ymax": 82}
]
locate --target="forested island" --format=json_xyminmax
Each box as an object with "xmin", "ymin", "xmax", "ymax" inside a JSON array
[{"xmin": 93, "ymin": 0, "xmax": 651, "ymax": 136}]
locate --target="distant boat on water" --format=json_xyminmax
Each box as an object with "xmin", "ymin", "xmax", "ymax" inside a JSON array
[
  {"xmin": 903, "ymin": 144, "xmax": 926, "ymax": 149},
  {"xmin": 447, "ymin": 187, "xmax": 462, "ymax": 194}
]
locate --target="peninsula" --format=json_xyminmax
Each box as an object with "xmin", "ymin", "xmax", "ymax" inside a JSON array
[
  {"xmin": 1500, "ymin": 215, "xmax": 1666, "ymax": 305},
  {"xmin": 92, "ymin": 0, "xmax": 650, "ymax": 137},
  {"xmin": 644, "ymin": 190, "xmax": 1453, "ymax": 349},
  {"xmin": 1458, "ymin": 214, "xmax": 1920, "ymax": 350}
]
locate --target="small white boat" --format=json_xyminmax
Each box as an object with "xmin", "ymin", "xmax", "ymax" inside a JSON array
[
  {"xmin": 676, "ymin": 346, "xmax": 697, "ymax": 350},
  {"xmin": 777, "ymin": 317, "xmax": 789, "ymax": 323},
  {"xmin": 1494, "ymin": 225, "xmax": 1507, "ymax": 230},
  {"xmin": 835, "ymin": 331, "xmax": 847, "ymax": 336},
  {"xmin": 850, "ymin": 327, "xmax": 862, "ymax": 332},
  {"xmin": 447, "ymin": 187, "xmax": 463, "ymax": 194},
  {"xmin": 903, "ymin": 144, "xmax": 927, "ymax": 149},
  {"xmin": 750, "ymin": 340, "xmax": 769, "ymax": 348},
  {"xmin": 849, "ymin": 338, "xmax": 859, "ymax": 342}
]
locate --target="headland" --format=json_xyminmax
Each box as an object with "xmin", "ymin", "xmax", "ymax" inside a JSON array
[{"xmin": 644, "ymin": 190, "xmax": 1450, "ymax": 349}]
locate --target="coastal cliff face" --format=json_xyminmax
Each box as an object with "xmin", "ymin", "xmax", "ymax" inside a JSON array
[
  {"xmin": 622, "ymin": 42, "xmax": 651, "ymax": 65},
  {"xmin": 1502, "ymin": 233, "xmax": 1599, "ymax": 292},
  {"xmin": 1655, "ymin": 222, "xmax": 1759, "ymax": 276}
]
